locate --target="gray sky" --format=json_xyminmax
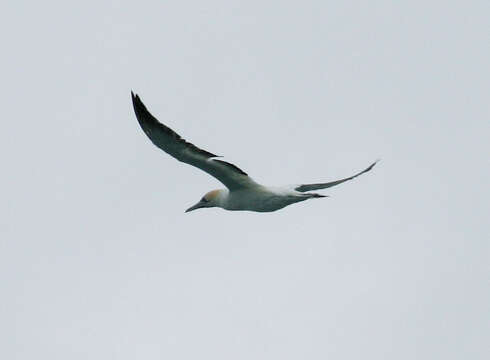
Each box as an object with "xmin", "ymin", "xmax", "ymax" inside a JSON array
[{"xmin": 1, "ymin": 1, "xmax": 489, "ymax": 359}]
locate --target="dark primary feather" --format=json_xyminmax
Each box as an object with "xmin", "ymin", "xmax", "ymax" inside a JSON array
[
  {"xmin": 131, "ymin": 92, "xmax": 253, "ymax": 190},
  {"xmin": 132, "ymin": 92, "xmax": 218, "ymax": 159},
  {"xmin": 295, "ymin": 161, "xmax": 378, "ymax": 192}
]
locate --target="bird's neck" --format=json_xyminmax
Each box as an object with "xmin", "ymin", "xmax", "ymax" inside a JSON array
[{"xmin": 214, "ymin": 189, "xmax": 230, "ymax": 209}]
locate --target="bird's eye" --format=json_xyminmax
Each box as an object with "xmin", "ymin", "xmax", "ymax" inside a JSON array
[{"xmin": 201, "ymin": 197, "xmax": 209, "ymax": 203}]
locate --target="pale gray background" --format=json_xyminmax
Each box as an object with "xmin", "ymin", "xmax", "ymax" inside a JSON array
[{"xmin": 1, "ymin": 1, "xmax": 488, "ymax": 359}]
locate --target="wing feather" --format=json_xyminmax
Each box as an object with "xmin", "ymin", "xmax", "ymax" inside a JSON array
[
  {"xmin": 295, "ymin": 161, "xmax": 378, "ymax": 192},
  {"xmin": 131, "ymin": 92, "xmax": 255, "ymax": 190}
]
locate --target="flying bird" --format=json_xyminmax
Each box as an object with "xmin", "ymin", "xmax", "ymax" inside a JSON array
[{"xmin": 131, "ymin": 92, "xmax": 378, "ymax": 213}]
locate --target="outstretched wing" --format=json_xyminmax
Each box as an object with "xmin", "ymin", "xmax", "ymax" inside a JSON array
[
  {"xmin": 295, "ymin": 161, "xmax": 378, "ymax": 192},
  {"xmin": 132, "ymin": 92, "xmax": 257, "ymax": 190}
]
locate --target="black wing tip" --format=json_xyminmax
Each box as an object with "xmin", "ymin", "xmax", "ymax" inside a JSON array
[
  {"xmin": 131, "ymin": 91, "xmax": 149, "ymax": 114},
  {"xmin": 131, "ymin": 91, "xmax": 143, "ymax": 109},
  {"xmin": 353, "ymin": 159, "xmax": 379, "ymax": 178},
  {"xmin": 131, "ymin": 91, "xmax": 155, "ymax": 126},
  {"xmin": 364, "ymin": 159, "xmax": 380, "ymax": 173}
]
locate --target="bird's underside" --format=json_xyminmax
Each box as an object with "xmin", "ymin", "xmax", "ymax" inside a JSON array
[{"xmin": 131, "ymin": 91, "xmax": 378, "ymax": 213}]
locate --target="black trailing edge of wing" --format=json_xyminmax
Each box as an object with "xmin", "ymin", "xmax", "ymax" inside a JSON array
[{"xmin": 213, "ymin": 159, "xmax": 248, "ymax": 176}]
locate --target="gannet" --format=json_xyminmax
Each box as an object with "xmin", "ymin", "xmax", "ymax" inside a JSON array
[{"xmin": 131, "ymin": 92, "xmax": 378, "ymax": 213}]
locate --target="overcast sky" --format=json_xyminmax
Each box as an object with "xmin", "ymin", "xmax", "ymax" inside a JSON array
[{"xmin": 1, "ymin": 1, "xmax": 489, "ymax": 359}]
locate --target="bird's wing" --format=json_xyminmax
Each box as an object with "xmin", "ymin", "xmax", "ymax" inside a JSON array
[
  {"xmin": 132, "ymin": 92, "xmax": 257, "ymax": 190},
  {"xmin": 295, "ymin": 161, "xmax": 378, "ymax": 192}
]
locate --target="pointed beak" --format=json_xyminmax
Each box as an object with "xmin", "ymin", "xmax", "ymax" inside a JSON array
[{"xmin": 185, "ymin": 201, "xmax": 206, "ymax": 213}]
